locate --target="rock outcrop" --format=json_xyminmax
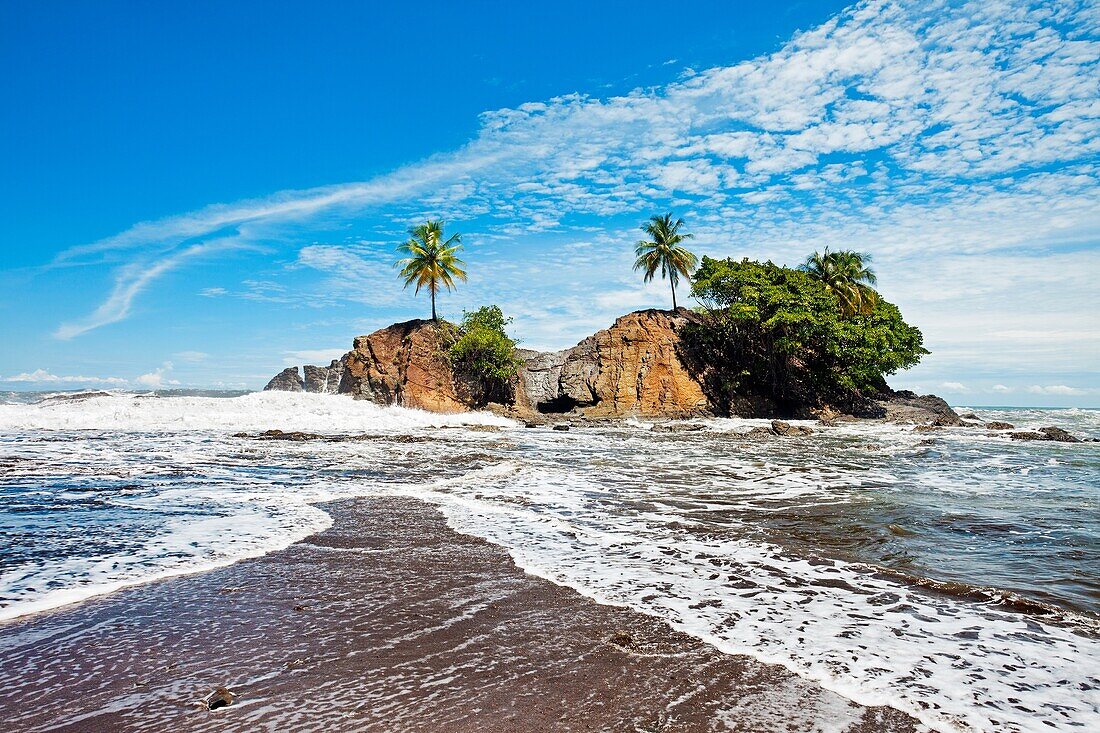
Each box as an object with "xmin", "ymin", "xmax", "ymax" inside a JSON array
[
  {"xmin": 868, "ymin": 391, "xmax": 961, "ymax": 425},
  {"xmin": 514, "ymin": 308, "xmax": 709, "ymax": 418},
  {"xmin": 1009, "ymin": 426, "xmax": 1082, "ymax": 443},
  {"xmin": 264, "ymin": 367, "xmax": 304, "ymax": 392},
  {"xmin": 264, "ymin": 358, "xmax": 345, "ymax": 394},
  {"xmin": 304, "ymin": 358, "xmax": 346, "ymax": 394},
  {"xmin": 262, "ymin": 309, "xmax": 962, "ymax": 425},
  {"xmin": 338, "ymin": 319, "xmax": 468, "ymax": 413}
]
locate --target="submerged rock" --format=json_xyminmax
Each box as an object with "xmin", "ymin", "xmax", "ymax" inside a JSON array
[
  {"xmin": 652, "ymin": 422, "xmax": 706, "ymax": 433},
  {"xmin": 1009, "ymin": 427, "xmax": 1081, "ymax": 443},
  {"xmin": 1039, "ymin": 426, "xmax": 1081, "ymax": 443},
  {"xmin": 552, "ymin": 423, "xmax": 571, "ymax": 432},
  {"xmin": 254, "ymin": 429, "xmax": 325, "ymax": 441},
  {"xmin": 200, "ymin": 687, "xmax": 236, "ymax": 710},
  {"xmin": 771, "ymin": 420, "xmax": 813, "ymax": 436}
]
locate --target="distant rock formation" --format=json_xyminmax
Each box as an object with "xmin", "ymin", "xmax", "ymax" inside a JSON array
[{"xmin": 263, "ymin": 358, "xmax": 345, "ymax": 394}]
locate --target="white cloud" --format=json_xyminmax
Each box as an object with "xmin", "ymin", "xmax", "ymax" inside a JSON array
[
  {"xmin": 1, "ymin": 369, "xmax": 127, "ymax": 385},
  {"xmin": 135, "ymin": 362, "xmax": 180, "ymax": 388},
  {"xmin": 940, "ymin": 381, "xmax": 970, "ymax": 393},
  {"xmin": 282, "ymin": 349, "xmax": 348, "ymax": 366},
  {"xmin": 1026, "ymin": 384, "xmax": 1086, "ymax": 395},
  {"xmin": 174, "ymin": 351, "xmax": 209, "ymax": 362},
  {"xmin": 992, "ymin": 384, "xmax": 1013, "ymax": 392}
]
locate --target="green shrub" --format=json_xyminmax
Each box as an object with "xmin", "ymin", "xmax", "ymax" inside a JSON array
[
  {"xmin": 449, "ymin": 305, "xmax": 523, "ymax": 404},
  {"xmin": 685, "ymin": 256, "xmax": 927, "ymax": 410}
]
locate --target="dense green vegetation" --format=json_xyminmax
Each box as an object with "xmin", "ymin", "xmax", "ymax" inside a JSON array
[
  {"xmin": 448, "ymin": 305, "xmax": 523, "ymax": 405},
  {"xmin": 685, "ymin": 256, "xmax": 927, "ymax": 411},
  {"xmin": 634, "ymin": 213, "xmax": 698, "ymax": 309},
  {"xmin": 396, "ymin": 220, "xmax": 467, "ymax": 321}
]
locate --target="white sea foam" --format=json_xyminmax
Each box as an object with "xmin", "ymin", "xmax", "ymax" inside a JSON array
[
  {"xmin": 411, "ymin": 461, "xmax": 1100, "ymax": 733},
  {"xmin": 0, "ymin": 390, "xmax": 514, "ymax": 432}
]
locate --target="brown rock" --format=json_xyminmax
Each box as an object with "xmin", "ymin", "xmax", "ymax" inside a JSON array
[
  {"xmin": 771, "ymin": 420, "xmax": 813, "ymax": 436},
  {"xmin": 652, "ymin": 422, "xmax": 707, "ymax": 433},
  {"xmin": 1008, "ymin": 427, "xmax": 1082, "ymax": 443},
  {"xmin": 1039, "ymin": 426, "xmax": 1080, "ymax": 443},
  {"xmin": 338, "ymin": 320, "xmax": 468, "ymax": 413},
  {"xmin": 872, "ymin": 391, "xmax": 961, "ymax": 425},
  {"xmin": 985, "ymin": 421, "xmax": 1015, "ymax": 430},
  {"xmin": 516, "ymin": 308, "xmax": 708, "ymax": 418},
  {"xmin": 200, "ymin": 687, "xmax": 236, "ymax": 710}
]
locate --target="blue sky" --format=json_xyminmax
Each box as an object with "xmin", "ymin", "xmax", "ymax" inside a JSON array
[{"xmin": 1, "ymin": 0, "xmax": 1098, "ymax": 406}]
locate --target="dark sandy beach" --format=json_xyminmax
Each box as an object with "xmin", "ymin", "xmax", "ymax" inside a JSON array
[{"xmin": 0, "ymin": 497, "xmax": 918, "ymax": 732}]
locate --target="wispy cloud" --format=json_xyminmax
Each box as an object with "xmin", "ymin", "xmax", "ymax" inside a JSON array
[{"xmin": 55, "ymin": 241, "xmax": 240, "ymax": 339}]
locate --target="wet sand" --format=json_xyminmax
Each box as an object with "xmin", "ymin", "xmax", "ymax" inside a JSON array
[{"xmin": 0, "ymin": 497, "xmax": 918, "ymax": 732}]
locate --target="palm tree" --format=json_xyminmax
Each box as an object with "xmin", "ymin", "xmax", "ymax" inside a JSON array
[
  {"xmin": 799, "ymin": 247, "xmax": 878, "ymax": 316},
  {"xmin": 634, "ymin": 213, "xmax": 698, "ymax": 310},
  {"xmin": 396, "ymin": 220, "xmax": 467, "ymax": 321}
]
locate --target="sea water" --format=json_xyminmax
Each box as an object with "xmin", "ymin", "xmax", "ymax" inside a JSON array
[{"xmin": 0, "ymin": 391, "xmax": 1097, "ymax": 732}]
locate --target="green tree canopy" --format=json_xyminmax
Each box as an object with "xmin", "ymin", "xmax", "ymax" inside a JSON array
[
  {"xmin": 449, "ymin": 305, "xmax": 523, "ymax": 405},
  {"xmin": 396, "ymin": 220, "xmax": 467, "ymax": 321},
  {"xmin": 634, "ymin": 213, "xmax": 698, "ymax": 309},
  {"xmin": 686, "ymin": 256, "xmax": 927, "ymax": 411}
]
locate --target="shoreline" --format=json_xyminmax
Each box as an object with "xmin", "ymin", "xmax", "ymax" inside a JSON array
[{"xmin": 0, "ymin": 497, "xmax": 919, "ymax": 732}]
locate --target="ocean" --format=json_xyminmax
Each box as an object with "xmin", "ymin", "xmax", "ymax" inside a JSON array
[{"xmin": 0, "ymin": 390, "xmax": 1097, "ymax": 732}]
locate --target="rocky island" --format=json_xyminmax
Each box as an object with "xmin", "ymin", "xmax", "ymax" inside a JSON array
[{"xmin": 264, "ymin": 307, "xmax": 960, "ymax": 426}]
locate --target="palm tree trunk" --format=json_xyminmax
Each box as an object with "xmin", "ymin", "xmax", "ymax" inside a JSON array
[
  {"xmin": 431, "ymin": 286, "xmax": 437, "ymax": 321},
  {"xmin": 671, "ymin": 279, "xmax": 678, "ymax": 310}
]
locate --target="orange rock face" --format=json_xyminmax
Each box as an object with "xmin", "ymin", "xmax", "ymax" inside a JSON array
[
  {"xmin": 293, "ymin": 310, "xmax": 709, "ymax": 418},
  {"xmin": 518, "ymin": 308, "xmax": 709, "ymax": 418},
  {"xmin": 338, "ymin": 320, "xmax": 468, "ymax": 413}
]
